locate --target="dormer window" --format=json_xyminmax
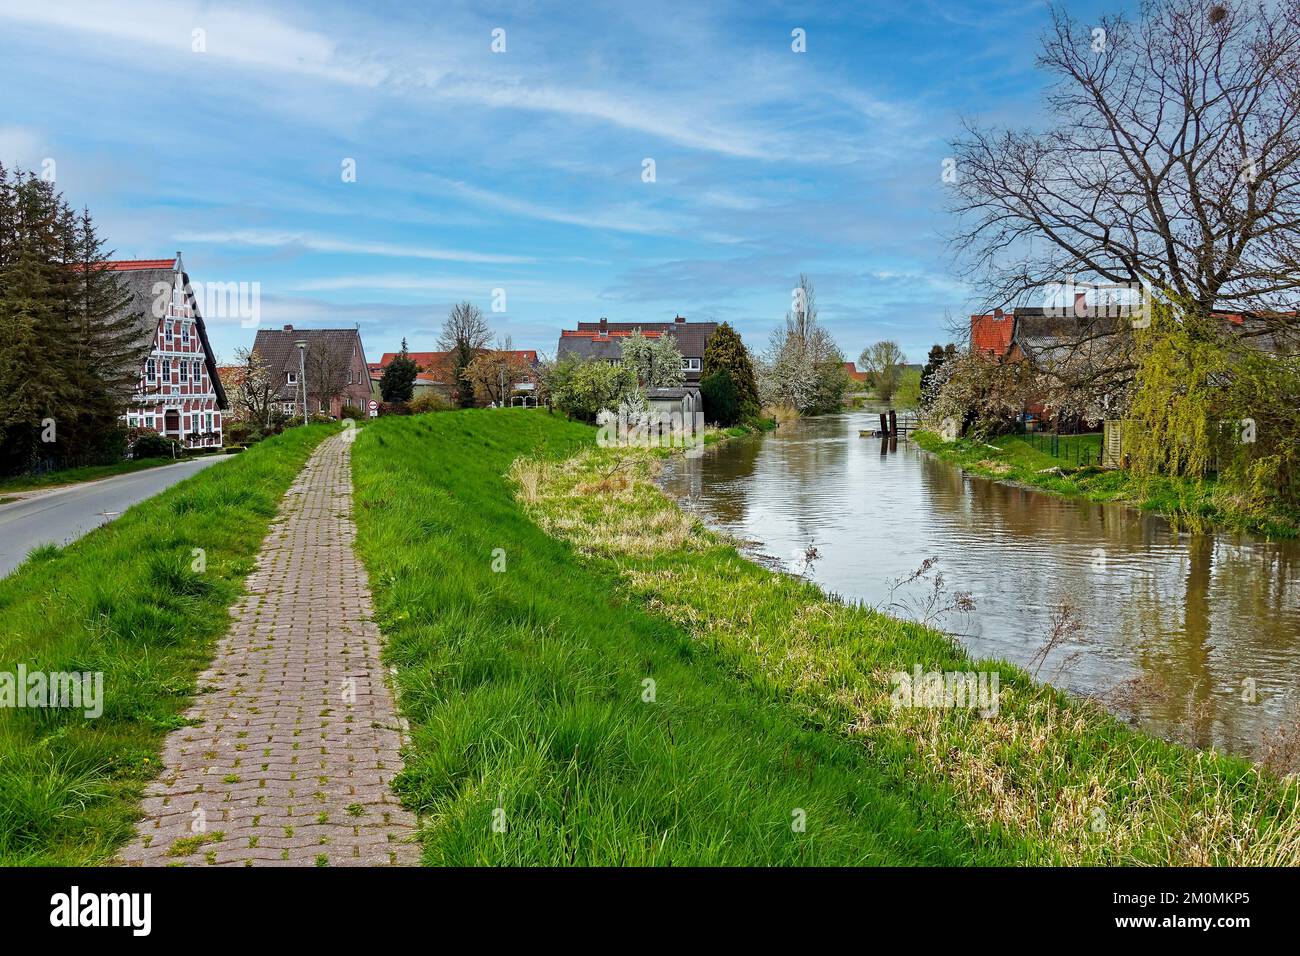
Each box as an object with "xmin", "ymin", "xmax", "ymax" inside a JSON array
[
  {"xmin": 682, "ymin": 357, "xmax": 702, "ymax": 372},
  {"xmin": 287, "ymin": 372, "xmax": 297, "ymax": 385}
]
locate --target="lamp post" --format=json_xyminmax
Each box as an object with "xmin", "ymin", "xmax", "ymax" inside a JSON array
[{"xmin": 295, "ymin": 340, "xmax": 308, "ymax": 427}]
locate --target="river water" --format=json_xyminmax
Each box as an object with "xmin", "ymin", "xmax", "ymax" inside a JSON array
[{"xmin": 657, "ymin": 408, "xmax": 1300, "ymax": 760}]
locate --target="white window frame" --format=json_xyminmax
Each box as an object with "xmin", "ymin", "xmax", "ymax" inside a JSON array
[
  {"xmin": 165, "ymin": 321, "xmax": 173, "ymax": 343},
  {"xmin": 180, "ymin": 359, "xmax": 189, "ymax": 383},
  {"xmin": 181, "ymin": 322, "xmax": 190, "ymax": 345},
  {"xmin": 682, "ymin": 357, "xmax": 702, "ymax": 372},
  {"xmin": 287, "ymin": 372, "xmax": 297, "ymax": 385}
]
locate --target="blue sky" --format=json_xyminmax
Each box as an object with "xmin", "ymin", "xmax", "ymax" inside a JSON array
[{"xmin": 0, "ymin": 0, "xmax": 1127, "ymax": 364}]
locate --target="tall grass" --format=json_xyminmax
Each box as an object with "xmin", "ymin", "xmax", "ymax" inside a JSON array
[
  {"xmin": 352, "ymin": 410, "xmax": 999, "ymax": 864},
  {"xmin": 517, "ymin": 441, "xmax": 1300, "ymax": 865},
  {"xmin": 0, "ymin": 425, "xmax": 332, "ymax": 865}
]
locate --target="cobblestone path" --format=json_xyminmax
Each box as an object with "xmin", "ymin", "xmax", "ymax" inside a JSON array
[{"xmin": 119, "ymin": 433, "xmax": 420, "ymax": 866}]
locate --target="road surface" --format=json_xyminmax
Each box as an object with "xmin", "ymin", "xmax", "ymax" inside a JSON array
[{"xmin": 0, "ymin": 456, "xmax": 228, "ymax": 579}]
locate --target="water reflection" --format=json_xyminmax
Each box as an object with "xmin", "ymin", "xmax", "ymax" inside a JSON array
[{"xmin": 658, "ymin": 410, "xmax": 1300, "ymax": 759}]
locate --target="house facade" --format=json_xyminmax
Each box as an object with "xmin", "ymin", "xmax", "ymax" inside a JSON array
[
  {"xmin": 251, "ymin": 326, "xmax": 371, "ymax": 419},
  {"xmin": 375, "ymin": 349, "xmax": 541, "ymax": 404},
  {"xmin": 555, "ymin": 316, "xmax": 719, "ymax": 392},
  {"xmin": 107, "ymin": 255, "xmax": 229, "ymax": 448}
]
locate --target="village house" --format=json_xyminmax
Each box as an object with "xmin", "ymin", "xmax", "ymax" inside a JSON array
[
  {"xmin": 251, "ymin": 326, "xmax": 372, "ymax": 419},
  {"xmin": 106, "ymin": 254, "xmax": 229, "ymax": 448},
  {"xmin": 374, "ymin": 349, "xmax": 541, "ymax": 404}
]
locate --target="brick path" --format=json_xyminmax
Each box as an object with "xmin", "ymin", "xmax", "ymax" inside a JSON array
[{"xmin": 119, "ymin": 433, "xmax": 420, "ymax": 867}]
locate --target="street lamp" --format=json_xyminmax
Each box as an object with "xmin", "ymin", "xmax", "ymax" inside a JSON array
[{"xmin": 294, "ymin": 340, "xmax": 308, "ymax": 427}]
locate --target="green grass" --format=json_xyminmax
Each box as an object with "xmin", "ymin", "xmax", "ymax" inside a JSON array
[
  {"xmin": 355, "ymin": 409, "xmax": 1300, "ymax": 865},
  {"xmin": 0, "ymin": 456, "xmax": 188, "ymax": 493},
  {"xmin": 0, "ymin": 424, "xmax": 332, "ymax": 865},
  {"xmin": 351, "ymin": 410, "xmax": 1001, "ymax": 864},
  {"xmin": 913, "ymin": 429, "xmax": 1300, "ymax": 538}
]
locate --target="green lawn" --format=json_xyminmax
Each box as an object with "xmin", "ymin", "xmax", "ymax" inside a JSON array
[
  {"xmin": 914, "ymin": 429, "xmax": 1300, "ymax": 538},
  {"xmin": 351, "ymin": 410, "xmax": 998, "ymax": 864},
  {"xmin": 0, "ymin": 456, "xmax": 185, "ymax": 493},
  {"xmin": 354, "ymin": 409, "xmax": 1300, "ymax": 865},
  {"xmin": 0, "ymin": 424, "xmax": 332, "ymax": 865}
]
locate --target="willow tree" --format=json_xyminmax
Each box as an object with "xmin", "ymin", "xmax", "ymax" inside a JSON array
[{"xmin": 1123, "ymin": 302, "xmax": 1233, "ymax": 478}]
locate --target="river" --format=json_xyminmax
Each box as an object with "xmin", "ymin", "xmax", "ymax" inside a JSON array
[{"xmin": 656, "ymin": 408, "xmax": 1300, "ymax": 761}]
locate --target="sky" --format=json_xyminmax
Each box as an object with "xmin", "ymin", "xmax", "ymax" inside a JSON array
[{"xmin": 0, "ymin": 0, "xmax": 1131, "ymax": 365}]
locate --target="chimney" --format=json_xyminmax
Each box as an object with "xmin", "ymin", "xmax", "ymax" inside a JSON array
[
  {"xmin": 283, "ymin": 324, "xmax": 294, "ymax": 331},
  {"xmin": 674, "ymin": 314, "xmax": 686, "ymax": 324},
  {"xmin": 598, "ymin": 317, "xmax": 608, "ymax": 332},
  {"xmin": 993, "ymin": 307, "xmax": 1003, "ymax": 318}
]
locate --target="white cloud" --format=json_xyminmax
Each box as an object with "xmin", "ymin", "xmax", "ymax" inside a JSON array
[
  {"xmin": 174, "ymin": 229, "xmax": 533, "ymax": 264},
  {"xmin": 0, "ymin": 0, "xmax": 383, "ymax": 86}
]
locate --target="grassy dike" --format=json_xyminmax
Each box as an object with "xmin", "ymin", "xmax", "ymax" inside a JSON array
[
  {"xmin": 913, "ymin": 429, "xmax": 1299, "ymax": 539},
  {"xmin": 354, "ymin": 410, "xmax": 1300, "ymax": 865},
  {"xmin": 0, "ymin": 425, "xmax": 332, "ymax": 865}
]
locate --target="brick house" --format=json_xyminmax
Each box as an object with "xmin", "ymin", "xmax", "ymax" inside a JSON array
[
  {"xmin": 106, "ymin": 255, "xmax": 229, "ymax": 448},
  {"xmin": 556, "ymin": 315, "xmax": 719, "ymax": 391},
  {"xmin": 251, "ymin": 325, "xmax": 371, "ymax": 419},
  {"xmin": 375, "ymin": 349, "xmax": 540, "ymax": 403}
]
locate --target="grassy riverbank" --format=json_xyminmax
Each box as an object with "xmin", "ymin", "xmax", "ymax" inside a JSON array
[
  {"xmin": 355, "ymin": 410, "xmax": 1300, "ymax": 865},
  {"xmin": 913, "ymin": 429, "xmax": 1300, "ymax": 539},
  {"xmin": 0, "ymin": 425, "xmax": 332, "ymax": 865}
]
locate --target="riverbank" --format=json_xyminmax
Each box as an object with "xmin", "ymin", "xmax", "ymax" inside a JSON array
[
  {"xmin": 913, "ymin": 429, "xmax": 1300, "ymax": 539},
  {"xmin": 0, "ymin": 425, "xmax": 332, "ymax": 865},
  {"xmin": 355, "ymin": 410, "xmax": 1298, "ymax": 865}
]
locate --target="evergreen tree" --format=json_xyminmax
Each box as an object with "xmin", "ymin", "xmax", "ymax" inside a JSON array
[
  {"xmin": 380, "ymin": 338, "xmax": 418, "ymax": 403},
  {"xmin": 702, "ymin": 322, "xmax": 759, "ymax": 415}
]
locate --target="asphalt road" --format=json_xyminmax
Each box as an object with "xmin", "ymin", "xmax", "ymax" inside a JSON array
[{"xmin": 0, "ymin": 456, "xmax": 228, "ymax": 579}]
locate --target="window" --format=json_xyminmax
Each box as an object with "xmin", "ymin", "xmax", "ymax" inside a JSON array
[
  {"xmin": 320, "ymin": 401, "xmax": 328, "ymax": 413},
  {"xmin": 205, "ymin": 412, "xmax": 213, "ymax": 433},
  {"xmin": 180, "ymin": 360, "xmax": 188, "ymax": 383},
  {"xmin": 682, "ymin": 357, "xmax": 702, "ymax": 372},
  {"xmin": 193, "ymin": 359, "xmax": 202, "ymax": 382},
  {"xmin": 128, "ymin": 416, "xmax": 138, "ymax": 428},
  {"xmin": 181, "ymin": 323, "xmax": 190, "ymax": 345},
  {"xmin": 146, "ymin": 358, "xmax": 155, "ymax": 381},
  {"xmin": 287, "ymin": 372, "xmax": 297, "ymax": 385},
  {"xmin": 162, "ymin": 358, "xmax": 171, "ymax": 380},
  {"xmin": 283, "ymin": 402, "xmax": 295, "ymax": 414},
  {"xmin": 165, "ymin": 321, "xmax": 173, "ymax": 343}
]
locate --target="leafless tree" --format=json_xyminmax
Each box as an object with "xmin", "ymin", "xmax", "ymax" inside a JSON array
[
  {"xmin": 438, "ymin": 301, "xmax": 493, "ymax": 407},
  {"xmin": 305, "ymin": 343, "xmax": 351, "ymax": 416},
  {"xmin": 232, "ymin": 346, "xmax": 277, "ymax": 428},
  {"xmin": 950, "ymin": 0, "xmax": 1300, "ymax": 355}
]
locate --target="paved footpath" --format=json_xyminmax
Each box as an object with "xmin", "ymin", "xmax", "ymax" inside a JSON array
[{"xmin": 119, "ymin": 433, "xmax": 420, "ymax": 866}]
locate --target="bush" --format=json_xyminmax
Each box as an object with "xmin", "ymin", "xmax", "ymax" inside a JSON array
[
  {"xmin": 128, "ymin": 429, "xmax": 178, "ymax": 460},
  {"xmin": 700, "ymin": 369, "xmax": 740, "ymax": 426},
  {"xmin": 409, "ymin": 392, "xmax": 451, "ymax": 414},
  {"xmin": 378, "ymin": 401, "xmax": 411, "ymax": 416},
  {"xmin": 340, "ymin": 403, "xmax": 365, "ymax": 421},
  {"xmin": 547, "ymin": 356, "xmax": 638, "ymax": 422}
]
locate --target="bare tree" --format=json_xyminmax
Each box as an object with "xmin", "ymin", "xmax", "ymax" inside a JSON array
[
  {"xmin": 438, "ymin": 301, "xmax": 492, "ymax": 407},
  {"xmin": 305, "ymin": 343, "xmax": 351, "ymax": 416},
  {"xmin": 232, "ymin": 346, "xmax": 277, "ymax": 428},
  {"xmin": 950, "ymin": 0, "xmax": 1300, "ymax": 353}
]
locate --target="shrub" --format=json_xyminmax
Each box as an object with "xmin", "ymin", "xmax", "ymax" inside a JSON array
[
  {"xmin": 128, "ymin": 429, "xmax": 178, "ymax": 460},
  {"xmin": 700, "ymin": 369, "xmax": 741, "ymax": 426},
  {"xmin": 340, "ymin": 403, "xmax": 365, "ymax": 421},
  {"xmin": 409, "ymin": 392, "xmax": 451, "ymax": 414}
]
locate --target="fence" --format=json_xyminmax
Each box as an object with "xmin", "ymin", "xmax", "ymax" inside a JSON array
[{"xmin": 1024, "ymin": 430, "xmax": 1104, "ymax": 468}]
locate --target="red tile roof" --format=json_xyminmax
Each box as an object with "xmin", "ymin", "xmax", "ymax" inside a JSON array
[
  {"xmin": 377, "ymin": 349, "xmax": 538, "ymax": 368},
  {"xmin": 100, "ymin": 258, "xmax": 176, "ymax": 272},
  {"xmin": 971, "ymin": 313, "xmax": 1015, "ymax": 355},
  {"xmin": 843, "ymin": 362, "xmax": 869, "ymax": 383}
]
